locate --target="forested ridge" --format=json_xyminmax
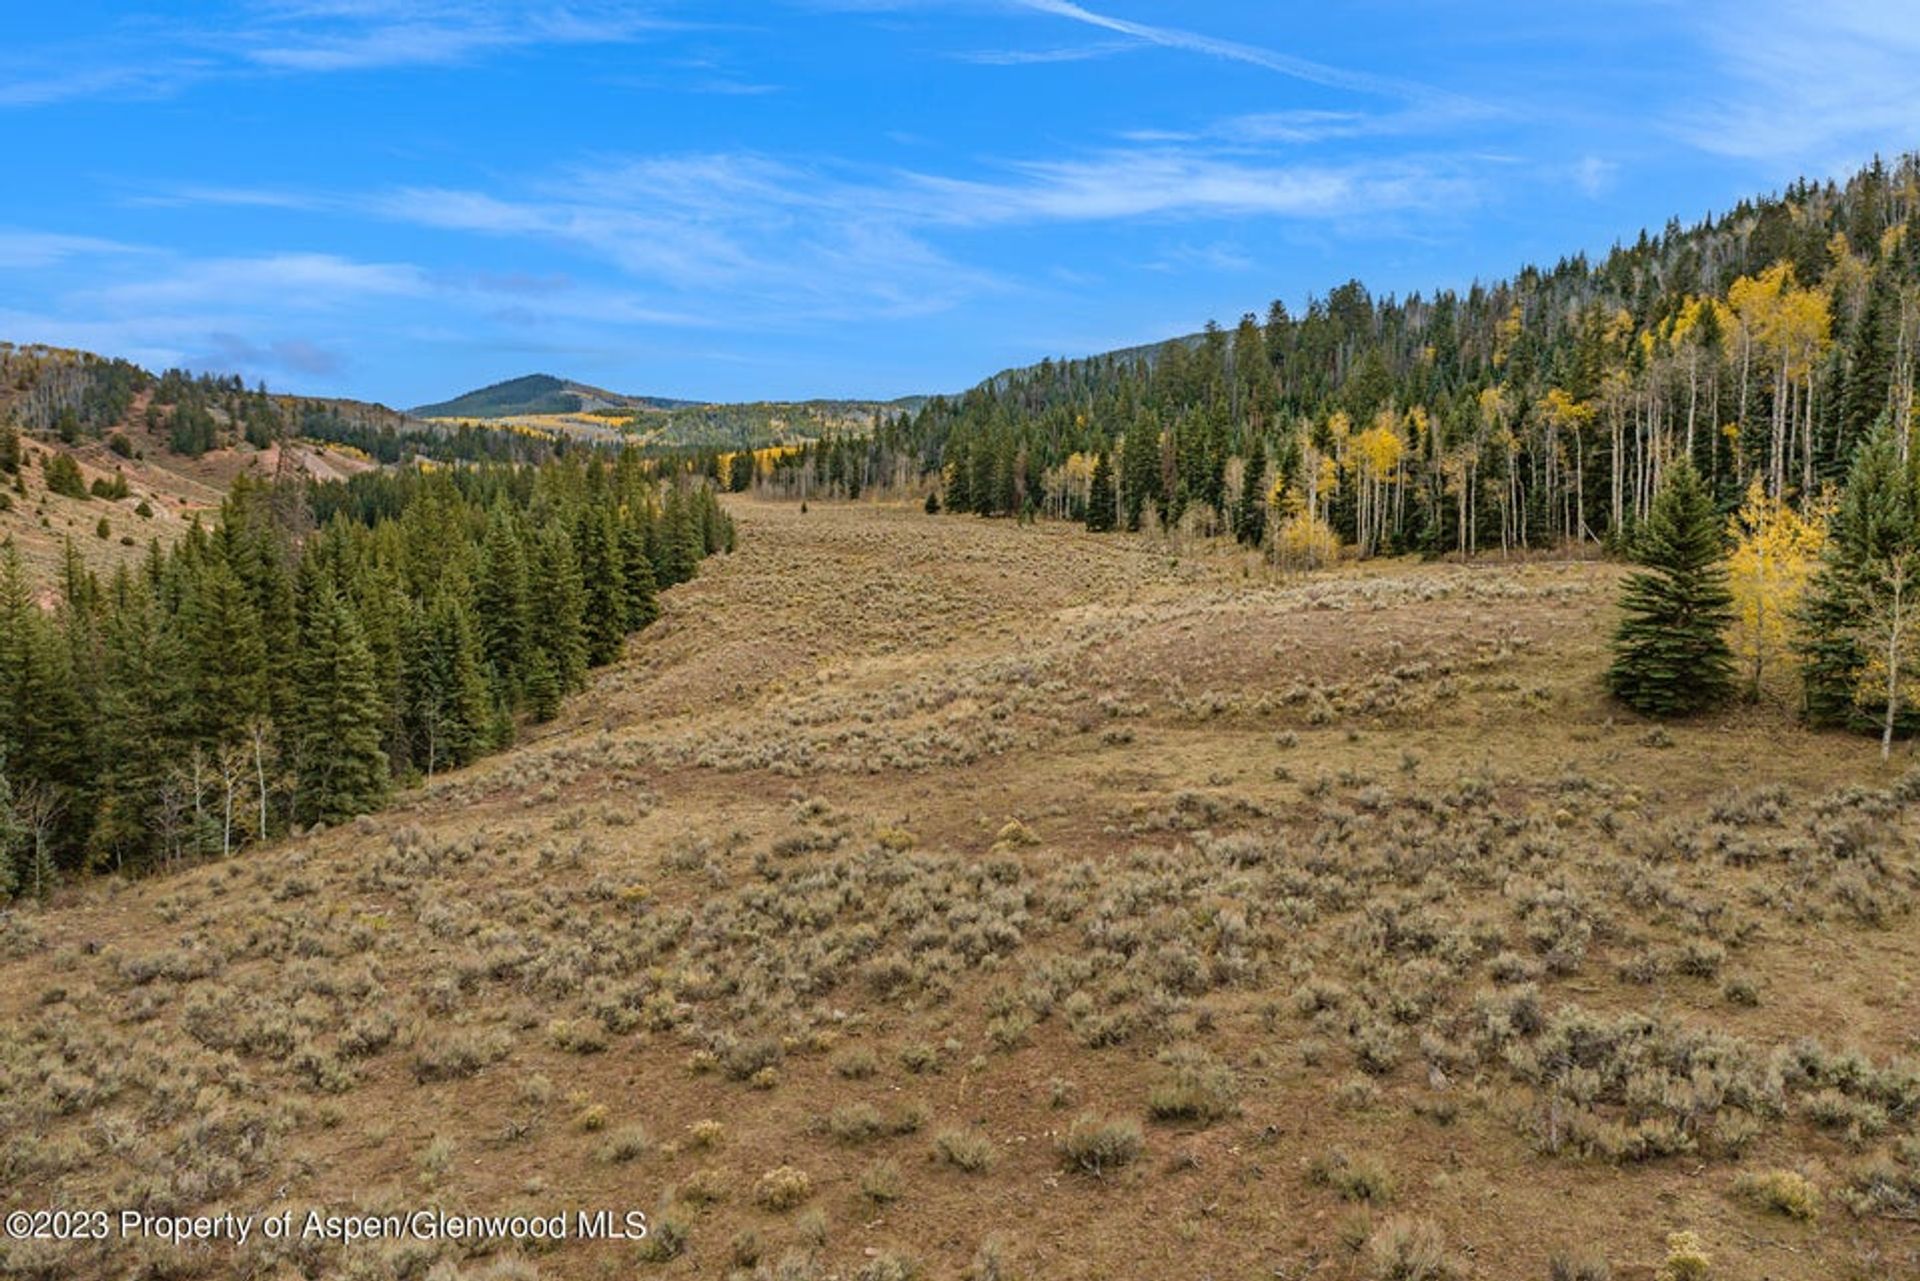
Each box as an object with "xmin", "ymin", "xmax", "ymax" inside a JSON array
[
  {"xmin": 804, "ymin": 154, "xmax": 1920, "ymax": 563},
  {"xmin": 1, "ymin": 343, "xmax": 562, "ymax": 466},
  {"xmin": 0, "ymin": 454, "xmax": 734, "ymax": 893}
]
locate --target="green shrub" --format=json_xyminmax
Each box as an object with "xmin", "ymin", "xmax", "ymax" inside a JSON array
[
  {"xmin": 1058, "ymin": 1114, "xmax": 1142, "ymax": 1178},
  {"xmin": 1731, "ymin": 1169, "xmax": 1819, "ymax": 1220}
]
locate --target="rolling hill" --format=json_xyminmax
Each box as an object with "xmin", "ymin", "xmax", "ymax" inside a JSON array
[{"xmin": 409, "ymin": 373, "xmax": 699, "ymax": 419}]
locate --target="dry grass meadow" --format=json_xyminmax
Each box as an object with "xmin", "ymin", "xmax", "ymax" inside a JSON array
[{"xmin": 3, "ymin": 497, "xmax": 1919, "ymax": 1281}]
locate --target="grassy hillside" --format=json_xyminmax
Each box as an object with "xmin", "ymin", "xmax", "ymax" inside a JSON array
[
  {"xmin": 2, "ymin": 499, "xmax": 1915, "ymax": 1280},
  {"xmin": 0, "ymin": 390, "xmax": 376, "ymax": 587}
]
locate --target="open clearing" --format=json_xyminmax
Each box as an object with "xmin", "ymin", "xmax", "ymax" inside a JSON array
[{"xmin": 3, "ymin": 498, "xmax": 1918, "ymax": 1281}]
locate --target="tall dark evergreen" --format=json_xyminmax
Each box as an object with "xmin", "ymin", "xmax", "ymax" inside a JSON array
[
  {"xmin": 575, "ymin": 502, "xmax": 627, "ymax": 666},
  {"xmin": 476, "ymin": 508, "xmax": 531, "ymax": 696},
  {"xmin": 1797, "ymin": 423, "xmax": 1920, "ymax": 738},
  {"xmin": 292, "ymin": 582, "xmax": 388, "ymax": 826},
  {"xmin": 1085, "ymin": 451, "xmax": 1116, "ymax": 532},
  {"xmin": 618, "ymin": 514, "xmax": 660, "ymax": 631},
  {"xmin": 1607, "ymin": 461, "xmax": 1735, "ymax": 716},
  {"xmin": 530, "ymin": 524, "xmax": 589, "ymax": 693},
  {"xmin": 1121, "ymin": 417, "xmax": 1159, "ymax": 532},
  {"xmin": 408, "ymin": 590, "xmax": 493, "ymax": 774}
]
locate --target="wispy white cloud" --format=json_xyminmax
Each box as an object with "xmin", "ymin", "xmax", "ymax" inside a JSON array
[
  {"xmin": 0, "ymin": 229, "xmax": 147, "ymax": 270},
  {"xmin": 243, "ymin": 5, "xmax": 670, "ymax": 72},
  {"xmin": 952, "ymin": 39, "xmax": 1131, "ymax": 66},
  {"xmin": 1677, "ymin": 0, "xmax": 1920, "ymax": 167},
  {"xmin": 904, "ymin": 149, "xmax": 1472, "ymax": 225},
  {"xmin": 87, "ymin": 252, "xmax": 427, "ymax": 310},
  {"xmin": 1008, "ymin": 0, "xmax": 1464, "ymax": 105},
  {"xmin": 1571, "ymin": 154, "xmax": 1616, "ymax": 198},
  {"xmin": 0, "ymin": 1, "xmax": 683, "ymax": 107}
]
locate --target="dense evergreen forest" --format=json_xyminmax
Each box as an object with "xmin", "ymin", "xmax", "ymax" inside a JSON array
[
  {"xmin": 786, "ymin": 155, "xmax": 1920, "ymax": 566},
  {"xmin": 0, "ymin": 455, "xmax": 734, "ymax": 893}
]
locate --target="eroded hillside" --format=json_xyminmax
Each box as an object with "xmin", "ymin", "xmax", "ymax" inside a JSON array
[{"xmin": 2, "ymin": 500, "xmax": 1917, "ymax": 1281}]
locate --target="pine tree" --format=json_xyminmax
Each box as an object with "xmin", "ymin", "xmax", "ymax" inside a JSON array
[
  {"xmin": 1235, "ymin": 453, "xmax": 1270, "ymax": 546},
  {"xmin": 523, "ymin": 647, "xmax": 562, "ymax": 722},
  {"xmin": 529, "ymin": 525, "xmax": 588, "ymax": 692},
  {"xmin": 944, "ymin": 441, "xmax": 972, "ymax": 514},
  {"xmin": 292, "ymin": 583, "xmax": 388, "ymax": 826},
  {"xmin": 408, "ymin": 590, "xmax": 492, "ymax": 774},
  {"xmin": 1797, "ymin": 422, "xmax": 1920, "ymax": 743},
  {"xmin": 618, "ymin": 514, "xmax": 659, "ymax": 631},
  {"xmin": 1607, "ymin": 461, "xmax": 1735, "ymax": 715},
  {"xmin": 91, "ymin": 568, "xmax": 188, "ymax": 870},
  {"xmin": 1838, "ymin": 274, "xmax": 1896, "ymax": 451},
  {"xmin": 574, "ymin": 502, "xmax": 627, "ymax": 666},
  {"xmin": 181, "ymin": 558, "xmax": 267, "ymax": 747},
  {"xmin": 663, "ymin": 489, "xmax": 702, "ymax": 585},
  {"xmin": 1121, "ymin": 414, "xmax": 1159, "ymax": 532},
  {"xmin": 1085, "ymin": 451, "xmax": 1116, "ymax": 532},
  {"xmin": 476, "ymin": 509, "xmax": 531, "ymax": 697}
]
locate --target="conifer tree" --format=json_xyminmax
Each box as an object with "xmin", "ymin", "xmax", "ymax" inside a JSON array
[
  {"xmin": 476, "ymin": 508, "xmax": 531, "ymax": 697},
  {"xmin": 574, "ymin": 502, "xmax": 627, "ymax": 666},
  {"xmin": 530, "ymin": 525, "xmax": 588, "ymax": 692},
  {"xmin": 91, "ymin": 568, "xmax": 188, "ymax": 869},
  {"xmin": 409, "ymin": 590, "xmax": 492, "ymax": 774},
  {"xmin": 292, "ymin": 583, "xmax": 388, "ymax": 826},
  {"xmin": 1121, "ymin": 415, "xmax": 1159, "ymax": 532},
  {"xmin": 1798, "ymin": 422, "xmax": 1920, "ymax": 746},
  {"xmin": 1235, "ymin": 454, "xmax": 1269, "ymax": 546},
  {"xmin": 664, "ymin": 489, "xmax": 702, "ymax": 585},
  {"xmin": 618, "ymin": 514, "xmax": 659, "ymax": 631},
  {"xmin": 944, "ymin": 442, "xmax": 972, "ymax": 514},
  {"xmin": 1607, "ymin": 461, "xmax": 1735, "ymax": 715},
  {"xmin": 523, "ymin": 648, "xmax": 563, "ymax": 722},
  {"xmin": 181, "ymin": 558, "xmax": 267, "ymax": 747},
  {"xmin": 1085, "ymin": 451, "xmax": 1116, "ymax": 532}
]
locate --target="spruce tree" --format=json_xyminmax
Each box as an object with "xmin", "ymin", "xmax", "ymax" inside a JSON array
[
  {"xmin": 181, "ymin": 559, "xmax": 267, "ymax": 747},
  {"xmin": 409, "ymin": 590, "xmax": 492, "ymax": 774},
  {"xmin": 1798, "ymin": 422, "xmax": 1920, "ymax": 739},
  {"xmin": 618, "ymin": 515, "xmax": 659, "ymax": 631},
  {"xmin": 1607, "ymin": 461, "xmax": 1735, "ymax": 715},
  {"xmin": 292, "ymin": 583, "xmax": 388, "ymax": 826},
  {"xmin": 529, "ymin": 526, "xmax": 588, "ymax": 692},
  {"xmin": 574, "ymin": 502, "xmax": 627, "ymax": 666},
  {"xmin": 92, "ymin": 568, "xmax": 187, "ymax": 870},
  {"xmin": 1085, "ymin": 451, "xmax": 1116, "ymax": 532},
  {"xmin": 1121, "ymin": 415, "xmax": 1159, "ymax": 532},
  {"xmin": 1235, "ymin": 454, "xmax": 1269, "ymax": 546},
  {"xmin": 476, "ymin": 509, "xmax": 531, "ymax": 697}
]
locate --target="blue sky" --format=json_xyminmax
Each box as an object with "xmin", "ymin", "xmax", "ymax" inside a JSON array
[{"xmin": 3, "ymin": 1, "xmax": 1917, "ymax": 406}]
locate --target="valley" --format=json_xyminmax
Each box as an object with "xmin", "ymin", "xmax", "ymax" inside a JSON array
[{"xmin": 2, "ymin": 499, "xmax": 1915, "ymax": 1280}]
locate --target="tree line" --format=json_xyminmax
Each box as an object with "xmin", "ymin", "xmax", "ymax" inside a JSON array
[
  {"xmin": 821, "ymin": 154, "xmax": 1920, "ymax": 568},
  {"xmin": 1609, "ymin": 416, "xmax": 1920, "ymax": 752},
  {"xmin": 0, "ymin": 455, "xmax": 734, "ymax": 896}
]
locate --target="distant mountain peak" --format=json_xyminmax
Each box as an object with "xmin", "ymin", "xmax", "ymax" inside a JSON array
[{"xmin": 409, "ymin": 373, "xmax": 699, "ymax": 419}]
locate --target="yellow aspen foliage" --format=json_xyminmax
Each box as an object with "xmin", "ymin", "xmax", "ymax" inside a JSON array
[
  {"xmin": 1727, "ymin": 476, "xmax": 1828, "ymax": 698},
  {"xmin": 1538, "ymin": 387, "xmax": 1596, "ymax": 431},
  {"xmin": 1493, "ymin": 302, "xmax": 1522, "ymax": 368},
  {"xmin": 1273, "ymin": 504, "xmax": 1339, "ymax": 571}
]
